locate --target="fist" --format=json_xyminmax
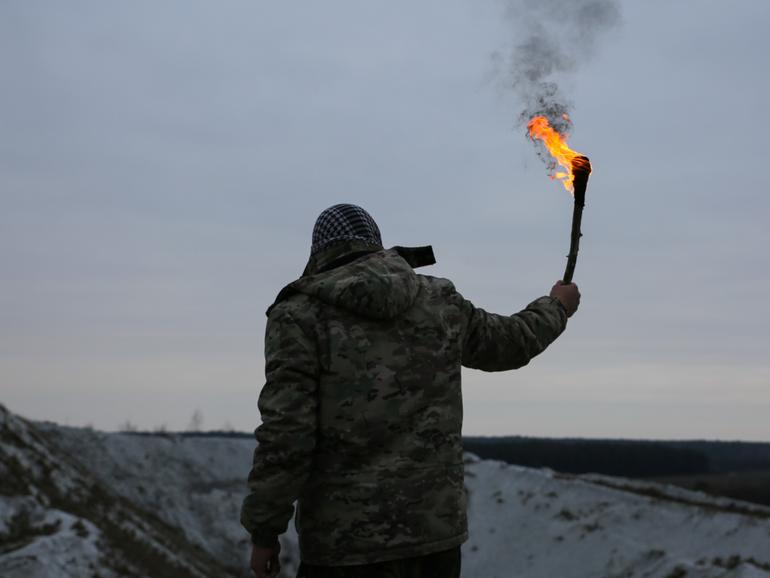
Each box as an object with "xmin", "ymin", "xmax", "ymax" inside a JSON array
[
  {"xmin": 550, "ymin": 281, "xmax": 580, "ymax": 318},
  {"xmin": 251, "ymin": 543, "xmax": 281, "ymax": 578}
]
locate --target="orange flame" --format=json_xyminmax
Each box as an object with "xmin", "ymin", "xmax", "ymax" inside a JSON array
[{"xmin": 527, "ymin": 115, "xmax": 586, "ymax": 195}]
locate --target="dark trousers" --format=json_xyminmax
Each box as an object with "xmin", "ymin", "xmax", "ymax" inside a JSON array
[{"xmin": 296, "ymin": 547, "xmax": 461, "ymax": 578}]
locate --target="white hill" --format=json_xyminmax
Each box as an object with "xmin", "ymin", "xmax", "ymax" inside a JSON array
[{"xmin": 1, "ymin": 404, "xmax": 769, "ymax": 578}]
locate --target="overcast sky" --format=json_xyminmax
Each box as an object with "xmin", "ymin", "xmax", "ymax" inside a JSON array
[{"xmin": 1, "ymin": 1, "xmax": 769, "ymax": 439}]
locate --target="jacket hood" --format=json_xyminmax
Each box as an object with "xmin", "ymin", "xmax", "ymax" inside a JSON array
[{"xmin": 268, "ymin": 245, "xmax": 436, "ymax": 320}]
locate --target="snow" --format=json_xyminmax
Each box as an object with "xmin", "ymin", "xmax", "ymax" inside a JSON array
[
  {"xmin": 0, "ymin": 511, "xmax": 106, "ymax": 578},
  {"xmin": 45, "ymin": 426, "xmax": 301, "ymax": 577},
  {"xmin": 461, "ymin": 457, "xmax": 770, "ymax": 578},
  {"xmin": 3, "ymin": 404, "xmax": 770, "ymax": 578},
  {"xmin": 1, "ymin": 405, "xmax": 240, "ymax": 577}
]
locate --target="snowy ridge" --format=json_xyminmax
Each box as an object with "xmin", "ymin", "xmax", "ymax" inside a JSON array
[
  {"xmin": 462, "ymin": 456, "xmax": 770, "ymax": 578},
  {"xmin": 37, "ymin": 418, "xmax": 299, "ymax": 578},
  {"xmin": 2, "ymin": 404, "xmax": 770, "ymax": 578},
  {"xmin": 0, "ymin": 405, "xmax": 241, "ymax": 578}
]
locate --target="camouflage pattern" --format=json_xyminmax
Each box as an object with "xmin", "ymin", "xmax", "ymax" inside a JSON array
[
  {"xmin": 296, "ymin": 546, "xmax": 461, "ymax": 577},
  {"xmin": 241, "ymin": 245, "xmax": 568, "ymax": 565}
]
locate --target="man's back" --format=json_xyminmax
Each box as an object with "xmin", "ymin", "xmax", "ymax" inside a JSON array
[
  {"xmin": 242, "ymin": 246, "xmax": 569, "ymax": 567},
  {"xmin": 272, "ymin": 249, "xmax": 467, "ymax": 565}
]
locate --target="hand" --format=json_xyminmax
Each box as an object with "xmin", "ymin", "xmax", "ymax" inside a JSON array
[
  {"xmin": 550, "ymin": 281, "xmax": 580, "ymax": 318},
  {"xmin": 251, "ymin": 542, "xmax": 281, "ymax": 578}
]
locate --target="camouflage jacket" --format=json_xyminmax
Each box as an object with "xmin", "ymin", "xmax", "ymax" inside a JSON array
[{"xmin": 241, "ymin": 243, "xmax": 568, "ymax": 565}]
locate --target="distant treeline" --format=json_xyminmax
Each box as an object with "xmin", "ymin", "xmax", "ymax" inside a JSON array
[
  {"xmin": 668, "ymin": 440, "xmax": 770, "ymax": 473},
  {"xmin": 121, "ymin": 430, "xmax": 770, "ymax": 479},
  {"xmin": 117, "ymin": 430, "xmax": 770, "ymax": 508},
  {"xmin": 123, "ymin": 430, "xmax": 255, "ymax": 440},
  {"xmin": 462, "ymin": 437, "xmax": 770, "ymax": 478}
]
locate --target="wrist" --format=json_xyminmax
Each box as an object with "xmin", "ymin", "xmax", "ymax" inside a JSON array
[
  {"xmin": 550, "ymin": 295, "xmax": 568, "ymax": 315},
  {"xmin": 251, "ymin": 532, "xmax": 279, "ymax": 549}
]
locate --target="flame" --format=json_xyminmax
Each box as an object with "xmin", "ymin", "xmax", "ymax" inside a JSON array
[{"xmin": 527, "ymin": 115, "xmax": 587, "ymax": 194}]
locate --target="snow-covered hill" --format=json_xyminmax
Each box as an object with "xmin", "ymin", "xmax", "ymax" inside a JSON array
[
  {"xmin": 2, "ymin": 404, "xmax": 769, "ymax": 578},
  {"xmin": 462, "ymin": 456, "xmax": 770, "ymax": 577},
  {"xmin": 0, "ymin": 404, "xmax": 242, "ymax": 578}
]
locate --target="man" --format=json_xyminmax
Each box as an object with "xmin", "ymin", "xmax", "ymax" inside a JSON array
[{"xmin": 242, "ymin": 204, "xmax": 580, "ymax": 578}]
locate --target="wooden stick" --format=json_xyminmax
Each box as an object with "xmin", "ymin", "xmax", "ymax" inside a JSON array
[{"xmin": 562, "ymin": 156, "xmax": 591, "ymax": 284}]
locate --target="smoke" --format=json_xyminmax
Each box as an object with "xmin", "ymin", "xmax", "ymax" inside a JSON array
[{"xmin": 496, "ymin": 0, "xmax": 621, "ymax": 137}]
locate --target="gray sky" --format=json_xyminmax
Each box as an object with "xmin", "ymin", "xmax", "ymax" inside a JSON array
[{"xmin": 1, "ymin": 1, "xmax": 769, "ymax": 439}]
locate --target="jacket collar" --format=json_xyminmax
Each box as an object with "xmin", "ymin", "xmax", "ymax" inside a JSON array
[
  {"xmin": 268, "ymin": 244, "xmax": 436, "ymax": 316},
  {"xmin": 302, "ymin": 241, "xmax": 436, "ymax": 277}
]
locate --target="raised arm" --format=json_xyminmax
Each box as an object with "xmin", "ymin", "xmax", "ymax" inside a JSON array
[{"xmin": 457, "ymin": 282, "xmax": 577, "ymax": 371}]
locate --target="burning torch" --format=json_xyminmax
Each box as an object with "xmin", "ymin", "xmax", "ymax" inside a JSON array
[{"xmin": 527, "ymin": 116, "xmax": 592, "ymax": 284}]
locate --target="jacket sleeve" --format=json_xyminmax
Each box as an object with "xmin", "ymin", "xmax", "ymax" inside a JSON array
[
  {"xmin": 240, "ymin": 303, "xmax": 320, "ymax": 547},
  {"xmin": 458, "ymin": 294, "xmax": 568, "ymax": 371}
]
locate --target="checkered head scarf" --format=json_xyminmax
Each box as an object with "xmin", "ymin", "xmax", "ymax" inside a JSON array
[{"xmin": 311, "ymin": 204, "xmax": 382, "ymax": 255}]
